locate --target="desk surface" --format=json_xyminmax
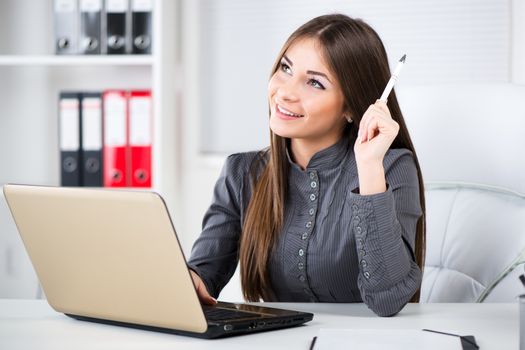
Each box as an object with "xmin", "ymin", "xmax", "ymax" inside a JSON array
[{"xmin": 0, "ymin": 300, "xmax": 519, "ymax": 349}]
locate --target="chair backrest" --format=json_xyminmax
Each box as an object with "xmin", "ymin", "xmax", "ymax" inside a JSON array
[
  {"xmin": 396, "ymin": 83, "xmax": 525, "ymax": 302},
  {"xmin": 421, "ymin": 182, "xmax": 525, "ymax": 302}
]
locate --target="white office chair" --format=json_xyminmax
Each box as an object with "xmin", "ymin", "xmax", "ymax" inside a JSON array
[
  {"xmin": 397, "ymin": 83, "xmax": 525, "ymax": 302},
  {"xmin": 422, "ymin": 182, "xmax": 525, "ymax": 302}
]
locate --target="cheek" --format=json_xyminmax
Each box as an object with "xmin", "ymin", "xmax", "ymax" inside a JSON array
[
  {"xmin": 304, "ymin": 95, "xmax": 344, "ymax": 122},
  {"xmin": 304, "ymin": 93, "xmax": 336, "ymax": 114},
  {"xmin": 268, "ymin": 74, "xmax": 279, "ymax": 99}
]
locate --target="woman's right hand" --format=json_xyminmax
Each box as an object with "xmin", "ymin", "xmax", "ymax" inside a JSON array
[{"xmin": 189, "ymin": 269, "xmax": 217, "ymax": 305}]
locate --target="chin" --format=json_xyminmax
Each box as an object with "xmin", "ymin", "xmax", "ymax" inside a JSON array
[{"xmin": 269, "ymin": 116, "xmax": 300, "ymax": 139}]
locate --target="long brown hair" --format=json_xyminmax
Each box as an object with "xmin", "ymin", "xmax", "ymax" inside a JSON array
[{"xmin": 239, "ymin": 14, "xmax": 426, "ymax": 302}]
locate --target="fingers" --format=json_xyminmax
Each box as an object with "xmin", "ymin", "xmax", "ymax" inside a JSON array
[
  {"xmin": 190, "ymin": 270, "xmax": 217, "ymax": 305},
  {"xmin": 374, "ymin": 99, "xmax": 389, "ymax": 114},
  {"xmin": 359, "ymin": 105, "xmax": 384, "ymax": 142},
  {"xmin": 358, "ymin": 101, "xmax": 392, "ymax": 143},
  {"xmin": 366, "ymin": 117, "xmax": 380, "ymax": 143},
  {"xmin": 197, "ymin": 283, "xmax": 217, "ymax": 305}
]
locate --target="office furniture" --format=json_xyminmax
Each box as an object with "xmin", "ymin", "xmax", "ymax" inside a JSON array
[
  {"xmin": 0, "ymin": 300, "xmax": 518, "ymax": 349},
  {"xmin": 396, "ymin": 84, "xmax": 525, "ymax": 302},
  {"xmin": 0, "ymin": 0, "xmax": 179, "ymax": 299},
  {"xmin": 422, "ymin": 182, "xmax": 525, "ymax": 302}
]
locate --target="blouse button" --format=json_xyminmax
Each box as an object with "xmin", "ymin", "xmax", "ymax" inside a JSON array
[
  {"xmin": 309, "ymin": 172, "xmax": 315, "ymax": 179},
  {"xmin": 298, "ymin": 262, "xmax": 304, "ymax": 270},
  {"xmin": 354, "ymin": 216, "xmax": 360, "ymax": 223},
  {"xmin": 299, "ymin": 275, "xmax": 306, "ymax": 282},
  {"xmin": 301, "ymin": 232, "xmax": 308, "ymax": 240},
  {"xmin": 309, "ymin": 208, "xmax": 315, "ymax": 216},
  {"xmin": 364, "ymin": 271, "xmax": 371, "ymax": 279},
  {"xmin": 352, "ymin": 204, "xmax": 358, "ymax": 211},
  {"xmin": 310, "ymin": 194, "xmax": 316, "ymax": 201},
  {"xmin": 356, "ymin": 226, "xmax": 362, "ymax": 234},
  {"xmin": 298, "ymin": 249, "xmax": 304, "ymax": 257},
  {"xmin": 360, "ymin": 259, "xmax": 368, "ymax": 268},
  {"xmin": 305, "ymin": 221, "xmax": 312, "ymax": 228},
  {"xmin": 310, "ymin": 181, "xmax": 317, "ymax": 188}
]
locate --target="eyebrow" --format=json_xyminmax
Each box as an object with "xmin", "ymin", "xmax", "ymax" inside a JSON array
[{"xmin": 282, "ymin": 55, "xmax": 332, "ymax": 84}]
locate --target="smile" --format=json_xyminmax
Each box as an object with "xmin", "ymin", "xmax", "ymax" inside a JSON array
[{"xmin": 276, "ymin": 104, "xmax": 304, "ymax": 118}]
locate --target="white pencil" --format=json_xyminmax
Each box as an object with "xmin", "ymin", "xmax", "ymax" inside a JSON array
[{"xmin": 379, "ymin": 54, "xmax": 406, "ymax": 102}]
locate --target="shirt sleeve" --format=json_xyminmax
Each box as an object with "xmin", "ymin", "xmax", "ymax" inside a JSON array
[
  {"xmin": 348, "ymin": 150, "xmax": 423, "ymax": 317},
  {"xmin": 186, "ymin": 154, "xmax": 247, "ymax": 298}
]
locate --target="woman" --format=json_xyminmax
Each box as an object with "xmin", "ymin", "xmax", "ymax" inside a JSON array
[{"xmin": 187, "ymin": 13, "xmax": 425, "ymax": 317}]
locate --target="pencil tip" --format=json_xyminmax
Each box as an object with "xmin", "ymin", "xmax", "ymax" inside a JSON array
[{"xmin": 400, "ymin": 54, "xmax": 406, "ymax": 63}]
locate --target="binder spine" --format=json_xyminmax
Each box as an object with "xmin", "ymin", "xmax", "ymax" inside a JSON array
[
  {"xmin": 103, "ymin": 90, "xmax": 129, "ymax": 187},
  {"xmin": 105, "ymin": 0, "xmax": 129, "ymax": 54},
  {"xmin": 131, "ymin": 0, "xmax": 153, "ymax": 54},
  {"xmin": 129, "ymin": 90, "xmax": 152, "ymax": 188},
  {"xmin": 54, "ymin": 0, "xmax": 79, "ymax": 55},
  {"xmin": 79, "ymin": 0, "xmax": 102, "ymax": 54},
  {"xmin": 59, "ymin": 92, "xmax": 82, "ymax": 186},
  {"xmin": 80, "ymin": 92, "xmax": 104, "ymax": 187}
]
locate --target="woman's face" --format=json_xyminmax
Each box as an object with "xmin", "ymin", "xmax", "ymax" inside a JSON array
[{"xmin": 268, "ymin": 37, "xmax": 347, "ymax": 144}]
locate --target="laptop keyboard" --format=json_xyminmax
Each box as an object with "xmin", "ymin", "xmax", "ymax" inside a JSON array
[{"xmin": 203, "ymin": 306, "xmax": 261, "ymax": 321}]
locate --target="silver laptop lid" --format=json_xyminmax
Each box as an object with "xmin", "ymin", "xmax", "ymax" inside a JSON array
[{"xmin": 3, "ymin": 184, "xmax": 207, "ymax": 333}]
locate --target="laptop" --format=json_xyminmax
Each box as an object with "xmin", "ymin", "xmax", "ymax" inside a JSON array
[{"xmin": 3, "ymin": 184, "xmax": 313, "ymax": 339}]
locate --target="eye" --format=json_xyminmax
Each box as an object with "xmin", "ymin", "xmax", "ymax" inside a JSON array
[
  {"xmin": 280, "ymin": 62, "xmax": 292, "ymax": 74},
  {"xmin": 308, "ymin": 79, "xmax": 325, "ymax": 90}
]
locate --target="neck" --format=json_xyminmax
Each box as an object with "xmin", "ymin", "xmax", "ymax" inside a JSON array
[{"xmin": 290, "ymin": 136, "xmax": 342, "ymax": 170}]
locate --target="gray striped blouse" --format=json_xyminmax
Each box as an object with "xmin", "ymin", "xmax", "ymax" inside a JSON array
[{"xmin": 187, "ymin": 137, "xmax": 423, "ymax": 317}]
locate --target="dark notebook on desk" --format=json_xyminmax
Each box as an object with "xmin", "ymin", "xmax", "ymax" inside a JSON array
[{"xmin": 3, "ymin": 184, "xmax": 313, "ymax": 339}]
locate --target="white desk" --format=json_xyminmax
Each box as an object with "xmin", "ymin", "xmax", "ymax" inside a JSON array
[{"xmin": 0, "ymin": 300, "xmax": 519, "ymax": 349}]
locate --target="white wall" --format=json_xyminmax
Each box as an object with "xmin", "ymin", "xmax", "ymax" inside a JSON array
[
  {"xmin": 512, "ymin": 0, "xmax": 525, "ymax": 84},
  {"xmin": 197, "ymin": 0, "xmax": 512, "ymax": 154}
]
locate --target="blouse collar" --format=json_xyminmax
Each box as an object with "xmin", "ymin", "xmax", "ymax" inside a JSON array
[{"xmin": 286, "ymin": 136, "xmax": 351, "ymax": 171}]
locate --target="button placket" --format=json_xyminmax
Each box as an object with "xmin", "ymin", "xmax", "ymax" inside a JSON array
[{"xmin": 298, "ymin": 171, "xmax": 319, "ymax": 287}]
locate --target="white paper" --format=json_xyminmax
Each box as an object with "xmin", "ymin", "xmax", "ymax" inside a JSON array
[
  {"xmin": 314, "ymin": 329, "xmax": 462, "ymax": 350},
  {"xmin": 80, "ymin": 0, "xmax": 102, "ymax": 12},
  {"xmin": 129, "ymin": 96, "xmax": 151, "ymax": 146},
  {"xmin": 59, "ymin": 98, "xmax": 80, "ymax": 151},
  {"xmin": 106, "ymin": 0, "xmax": 128, "ymax": 12},
  {"xmin": 81, "ymin": 97, "xmax": 102, "ymax": 151},
  {"xmin": 132, "ymin": 0, "xmax": 153, "ymax": 12},
  {"xmin": 55, "ymin": 0, "xmax": 77, "ymax": 13},
  {"xmin": 103, "ymin": 94, "xmax": 127, "ymax": 147}
]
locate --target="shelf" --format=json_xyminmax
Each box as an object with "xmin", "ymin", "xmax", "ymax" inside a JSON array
[{"xmin": 0, "ymin": 55, "xmax": 154, "ymax": 66}]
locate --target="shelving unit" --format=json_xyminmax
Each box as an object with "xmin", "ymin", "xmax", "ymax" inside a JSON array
[
  {"xmin": 0, "ymin": 0, "xmax": 179, "ymax": 206},
  {"xmin": 0, "ymin": 0, "xmax": 181, "ymax": 298},
  {"xmin": 0, "ymin": 55, "xmax": 154, "ymax": 66}
]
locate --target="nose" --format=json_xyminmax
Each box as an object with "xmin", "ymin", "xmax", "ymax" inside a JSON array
[{"xmin": 276, "ymin": 77, "xmax": 300, "ymax": 103}]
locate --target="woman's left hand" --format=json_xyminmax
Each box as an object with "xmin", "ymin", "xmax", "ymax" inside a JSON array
[{"xmin": 354, "ymin": 100, "xmax": 399, "ymax": 164}]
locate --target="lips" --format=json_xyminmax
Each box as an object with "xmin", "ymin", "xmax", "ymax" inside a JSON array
[{"xmin": 276, "ymin": 104, "xmax": 304, "ymax": 119}]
